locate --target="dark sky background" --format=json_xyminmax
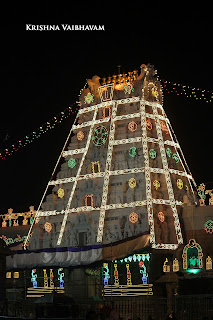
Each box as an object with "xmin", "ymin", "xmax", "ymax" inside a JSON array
[{"xmin": 0, "ymin": 3, "xmax": 212, "ymax": 213}]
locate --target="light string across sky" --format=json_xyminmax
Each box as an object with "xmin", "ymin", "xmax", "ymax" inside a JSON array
[
  {"xmin": 162, "ymin": 80, "xmax": 212, "ymax": 103},
  {"xmin": 0, "ymin": 80, "xmax": 212, "ymax": 160},
  {"xmin": 0, "ymin": 105, "xmax": 79, "ymax": 160}
]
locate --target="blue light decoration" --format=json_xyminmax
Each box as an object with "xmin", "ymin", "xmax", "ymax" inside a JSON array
[
  {"xmin": 103, "ymin": 253, "xmax": 152, "ymax": 297},
  {"xmin": 31, "ymin": 269, "xmax": 38, "ymax": 288},
  {"xmin": 58, "ymin": 268, "xmax": 65, "ymax": 287},
  {"xmin": 103, "ymin": 263, "xmax": 110, "ymax": 286},
  {"xmin": 139, "ymin": 261, "xmax": 148, "ymax": 284}
]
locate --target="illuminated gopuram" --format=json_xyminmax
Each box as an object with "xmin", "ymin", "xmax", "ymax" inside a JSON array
[
  {"xmin": 22, "ymin": 63, "xmax": 197, "ymax": 254},
  {"xmin": 4, "ymin": 64, "xmax": 213, "ymax": 318}
]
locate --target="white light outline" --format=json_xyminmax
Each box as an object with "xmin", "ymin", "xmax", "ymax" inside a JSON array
[
  {"xmin": 97, "ymin": 101, "xmax": 117, "ymax": 242},
  {"xmin": 57, "ymin": 108, "xmax": 98, "ymax": 245},
  {"xmin": 151, "ymin": 96, "xmax": 183, "ymax": 245},
  {"xmin": 26, "ymin": 84, "xmax": 196, "ymax": 250}
]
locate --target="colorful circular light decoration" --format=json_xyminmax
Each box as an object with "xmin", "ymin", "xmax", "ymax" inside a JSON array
[
  {"xmin": 129, "ymin": 146, "xmax": 137, "ymax": 158},
  {"xmin": 58, "ymin": 188, "xmax": 65, "ymax": 198},
  {"xmin": 158, "ymin": 211, "xmax": 165, "ymax": 223},
  {"xmin": 92, "ymin": 125, "xmax": 108, "ymax": 146},
  {"xmin": 77, "ymin": 131, "xmax": 84, "ymax": 141},
  {"xmin": 68, "ymin": 158, "xmax": 76, "ymax": 168},
  {"xmin": 124, "ymin": 82, "xmax": 134, "ymax": 94},
  {"xmin": 146, "ymin": 119, "xmax": 153, "ymax": 130},
  {"xmin": 129, "ymin": 212, "xmax": 138, "ymax": 223},
  {"xmin": 129, "ymin": 178, "xmax": 136, "ymax": 189},
  {"xmin": 153, "ymin": 180, "xmax": 160, "ymax": 190},
  {"xmin": 84, "ymin": 92, "xmax": 94, "ymax": 104},
  {"xmin": 204, "ymin": 220, "xmax": 213, "ymax": 234},
  {"xmin": 128, "ymin": 121, "xmax": 137, "ymax": 132},
  {"xmin": 149, "ymin": 149, "xmax": 157, "ymax": 159},
  {"xmin": 177, "ymin": 179, "xmax": 183, "ymax": 190},
  {"xmin": 44, "ymin": 222, "xmax": 52, "ymax": 233}
]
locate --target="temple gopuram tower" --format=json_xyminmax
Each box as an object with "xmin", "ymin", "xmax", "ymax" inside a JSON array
[{"xmin": 23, "ymin": 63, "xmax": 197, "ymax": 259}]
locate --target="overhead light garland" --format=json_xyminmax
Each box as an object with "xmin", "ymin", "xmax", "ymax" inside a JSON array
[
  {"xmin": 162, "ymin": 80, "xmax": 212, "ymax": 103},
  {"xmin": 0, "ymin": 105, "xmax": 79, "ymax": 160},
  {"xmin": 1, "ymin": 79, "xmax": 212, "ymax": 161}
]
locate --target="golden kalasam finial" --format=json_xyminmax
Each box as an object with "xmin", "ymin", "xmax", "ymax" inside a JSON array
[
  {"xmin": 133, "ymin": 70, "xmax": 138, "ymax": 80},
  {"xmin": 107, "ymin": 76, "xmax": 112, "ymax": 84},
  {"xmin": 101, "ymin": 69, "xmax": 139, "ymax": 85},
  {"xmin": 122, "ymin": 73, "xmax": 127, "ymax": 83},
  {"xmin": 117, "ymin": 74, "xmax": 123, "ymax": 84},
  {"xmin": 127, "ymin": 72, "xmax": 133, "ymax": 82},
  {"xmin": 112, "ymin": 75, "xmax": 117, "ymax": 84}
]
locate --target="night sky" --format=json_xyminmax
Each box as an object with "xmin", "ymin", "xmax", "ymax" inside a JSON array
[{"xmin": 1, "ymin": 4, "xmax": 212, "ymax": 213}]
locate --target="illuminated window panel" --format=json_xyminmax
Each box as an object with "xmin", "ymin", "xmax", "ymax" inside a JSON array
[
  {"xmin": 13, "ymin": 272, "xmax": 19, "ymax": 279},
  {"xmin": 91, "ymin": 161, "xmax": 100, "ymax": 173},
  {"xmin": 102, "ymin": 106, "xmax": 111, "ymax": 118}
]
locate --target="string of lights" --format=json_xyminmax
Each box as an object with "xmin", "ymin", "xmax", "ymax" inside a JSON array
[
  {"xmin": 162, "ymin": 80, "xmax": 212, "ymax": 103},
  {"xmin": 0, "ymin": 105, "xmax": 79, "ymax": 160},
  {"xmin": 1, "ymin": 80, "xmax": 212, "ymax": 161}
]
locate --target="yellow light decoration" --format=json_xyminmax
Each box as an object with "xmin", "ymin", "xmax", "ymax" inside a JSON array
[
  {"xmin": 6, "ymin": 272, "xmax": 11, "ymax": 279},
  {"xmin": 152, "ymin": 87, "xmax": 159, "ymax": 98},
  {"xmin": 129, "ymin": 178, "xmax": 136, "ymax": 189},
  {"xmin": 129, "ymin": 212, "xmax": 138, "ymax": 223},
  {"xmin": 153, "ymin": 180, "xmax": 160, "ymax": 190},
  {"xmin": 13, "ymin": 272, "xmax": 19, "ymax": 279},
  {"xmin": 98, "ymin": 84, "xmax": 114, "ymax": 102},
  {"xmin": 177, "ymin": 179, "xmax": 183, "ymax": 190},
  {"xmin": 43, "ymin": 269, "xmax": 48, "ymax": 288},
  {"xmin": 126, "ymin": 264, "xmax": 132, "ymax": 286},
  {"xmin": 114, "ymin": 264, "xmax": 119, "ymax": 285},
  {"xmin": 128, "ymin": 121, "xmax": 137, "ymax": 132},
  {"xmin": 206, "ymin": 256, "xmax": 212, "ymax": 270},
  {"xmin": 57, "ymin": 188, "xmax": 65, "ymax": 198},
  {"xmin": 91, "ymin": 161, "xmax": 100, "ymax": 173},
  {"xmin": 77, "ymin": 131, "xmax": 84, "ymax": 141},
  {"xmin": 163, "ymin": 258, "xmax": 170, "ymax": 272},
  {"xmin": 84, "ymin": 92, "xmax": 94, "ymax": 104},
  {"xmin": 173, "ymin": 258, "xmax": 179, "ymax": 272},
  {"xmin": 44, "ymin": 222, "xmax": 52, "ymax": 233}
]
